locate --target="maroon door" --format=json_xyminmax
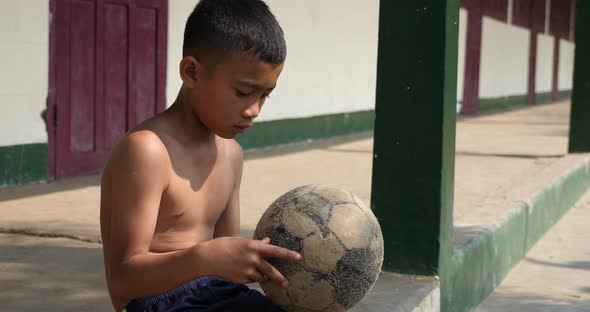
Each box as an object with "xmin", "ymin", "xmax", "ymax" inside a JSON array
[{"xmin": 48, "ymin": 0, "xmax": 167, "ymax": 178}]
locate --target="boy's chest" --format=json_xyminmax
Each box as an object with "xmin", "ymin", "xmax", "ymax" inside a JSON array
[{"xmin": 157, "ymin": 154, "xmax": 236, "ymax": 232}]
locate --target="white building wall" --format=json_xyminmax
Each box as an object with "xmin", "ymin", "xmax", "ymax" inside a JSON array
[
  {"xmin": 0, "ymin": 1, "xmax": 575, "ymax": 149},
  {"xmin": 479, "ymin": 17, "xmax": 530, "ymax": 98},
  {"xmin": 536, "ymin": 33, "xmax": 554, "ymax": 93},
  {"xmin": 166, "ymin": 1, "xmax": 195, "ymax": 107},
  {"xmin": 559, "ymin": 38, "xmax": 575, "ymax": 91},
  {"xmin": 0, "ymin": 0, "xmax": 49, "ymax": 147},
  {"xmin": 167, "ymin": 0, "xmax": 380, "ymax": 122},
  {"xmin": 457, "ymin": 8, "xmax": 468, "ymax": 102}
]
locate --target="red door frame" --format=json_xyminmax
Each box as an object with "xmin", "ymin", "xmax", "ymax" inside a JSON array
[
  {"xmin": 47, "ymin": 0, "xmax": 167, "ymax": 179},
  {"xmin": 461, "ymin": 1, "xmax": 484, "ymax": 115},
  {"xmin": 48, "ymin": 0, "xmax": 57, "ymax": 179}
]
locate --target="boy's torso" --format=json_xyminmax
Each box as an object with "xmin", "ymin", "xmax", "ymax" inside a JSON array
[
  {"xmin": 100, "ymin": 108, "xmax": 243, "ymax": 310},
  {"xmin": 102, "ymin": 113, "xmax": 239, "ymax": 253},
  {"xmin": 149, "ymin": 133, "xmax": 235, "ymax": 251}
]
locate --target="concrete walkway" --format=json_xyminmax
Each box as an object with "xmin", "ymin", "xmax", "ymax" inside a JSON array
[
  {"xmin": 477, "ymin": 190, "xmax": 590, "ymax": 311},
  {"xmin": 0, "ymin": 100, "xmax": 588, "ymax": 311}
]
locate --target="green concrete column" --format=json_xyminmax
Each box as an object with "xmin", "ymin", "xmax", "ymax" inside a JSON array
[
  {"xmin": 371, "ymin": 0, "xmax": 459, "ymax": 278},
  {"xmin": 569, "ymin": 1, "xmax": 590, "ymax": 153}
]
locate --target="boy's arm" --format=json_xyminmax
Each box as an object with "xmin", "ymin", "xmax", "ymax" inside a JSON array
[
  {"xmin": 105, "ymin": 131, "xmax": 215, "ymax": 300},
  {"xmin": 106, "ymin": 133, "xmax": 301, "ymax": 301},
  {"xmin": 214, "ymin": 141, "xmax": 243, "ymax": 238}
]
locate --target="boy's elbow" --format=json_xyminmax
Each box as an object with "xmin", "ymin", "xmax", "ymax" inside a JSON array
[
  {"xmin": 107, "ymin": 262, "xmax": 134, "ymax": 299},
  {"xmin": 107, "ymin": 271, "xmax": 126, "ymax": 299}
]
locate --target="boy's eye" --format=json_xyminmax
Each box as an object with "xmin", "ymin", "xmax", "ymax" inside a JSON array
[{"xmin": 235, "ymin": 89, "xmax": 250, "ymax": 97}]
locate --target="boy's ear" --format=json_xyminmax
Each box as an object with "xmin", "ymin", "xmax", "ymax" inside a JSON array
[{"xmin": 179, "ymin": 56, "xmax": 200, "ymax": 88}]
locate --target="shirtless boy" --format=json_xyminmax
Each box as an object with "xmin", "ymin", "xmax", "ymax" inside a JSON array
[{"xmin": 100, "ymin": 1, "xmax": 300, "ymax": 311}]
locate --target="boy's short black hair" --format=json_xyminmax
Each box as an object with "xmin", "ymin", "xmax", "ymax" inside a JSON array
[{"xmin": 183, "ymin": 0, "xmax": 286, "ymax": 65}]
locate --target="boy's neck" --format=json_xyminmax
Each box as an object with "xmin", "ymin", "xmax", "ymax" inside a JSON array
[{"xmin": 168, "ymin": 87, "xmax": 216, "ymax": 143}]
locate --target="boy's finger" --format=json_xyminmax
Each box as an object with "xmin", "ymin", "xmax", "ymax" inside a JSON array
[
  {"xmin": 260, "ymin": 237, "xmax": 271, "ymax": 244},
  {"xmin": 248, "ymin": 269, "xmax": 266, "ymax": 284},
  {"xmin": 258, "ymin": 260, "xmax": 289, "ymax": 288},
  {"xmin": 256, "ymin": 243, "xmax": 301, "ymax": 261}
]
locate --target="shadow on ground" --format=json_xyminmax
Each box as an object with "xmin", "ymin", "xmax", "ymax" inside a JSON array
[
  {"xmin": 0, "ymin": 175, "xmax": 101, "ymax": 203},
  {"xmin": 524, "ymin": 257, "xmax": 590, "ymax": 272},
  {"xmin": 477, "ymin": 288, "xmax": 590, "ymax": 312},
  {"xmin": 456, "ymin": 151, "xmax": 565, "ymax": 159},
  {"xmin": 0, "ymin": 234, "xmax": 111, "ymax": 312}
]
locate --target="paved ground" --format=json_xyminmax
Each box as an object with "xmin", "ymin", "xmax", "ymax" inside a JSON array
[
  {"xmin": 477, "ymin": 190, "xmax": 590, "ymax": 312},
  {"xmin": 0, "ymin": 234, "xmax": 106, "ymax": 311},
  {"xmin": 453, "ymin": 101, "xmax": 588, "ymax": 247},
  {"xmin": 0, "ymin": 100, "xmax": 589, "ymax": 311}
]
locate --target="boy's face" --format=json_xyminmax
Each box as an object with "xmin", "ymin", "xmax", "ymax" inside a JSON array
[{"xmin": 189, "ymin": 52, "xmax": 284, "ymax": 139}]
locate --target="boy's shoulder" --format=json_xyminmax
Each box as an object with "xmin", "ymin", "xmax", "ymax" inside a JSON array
[
  {"xmin": 108, "ymin": 114, "xmax": 175, "ymax": 166},
  {"xmin": 108, "ymin": 128, "xmax": 244, "ymax": 174},
  {"xmin": 106, "ymin": 111, "xmax": 245, "ymax": 178},
  {"xmin": 106, "ymin": 128, "xmax": 171, "ymax": 179},
  {"xmin": 222, "ymin": 137, "xmax": 244, "ymax": 164}
]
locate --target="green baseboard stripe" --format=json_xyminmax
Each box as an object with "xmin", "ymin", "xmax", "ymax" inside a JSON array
[
  {"xmin": 557, "ymin": 90, "xmax": 574, "ymax": 101},
  {"xmin": 0, "ymin": 100, "xmax": 575, "ymax": 187},
  {"xmin": 236, "ymin": 110, "xmax": 375, "ymax": 150},
  {"xmin": 535, "ymin": 92, "xmax": 553, "ymax": 105},
  {"xmin": 479, "ymin": 94, "xmax": 529, "ymax": 113},
  {"xmin": 478, "ymin": 90, "xmax": 572, "ymax": 114},
  {"xmin": 0, "ymin": 111, "xmax": 375, "ymax": 186},
  {"xmin": 446, "ymin": 204, "xmax": 528, "ymax": 311},
  {"xmin": 239, "ymin": 91, "xmax": 571, "ymax": 151},
  {"xmin": 0, "ymin": 143, "xmax": 48, "ymax": 186},
  {"xmin": 525, "ymin": 162, "xmax": 590, "ymax": 250},
  {"xmin": 446, "ymin": 158, "xmax": 590, "ymax": 312}
]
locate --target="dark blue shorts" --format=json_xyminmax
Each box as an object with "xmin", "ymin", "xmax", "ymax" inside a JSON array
[{"xmin": 123, "ymin": 276, "xmax": 283, "ymax": 312}]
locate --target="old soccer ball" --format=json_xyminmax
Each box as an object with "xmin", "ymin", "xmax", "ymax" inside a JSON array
[{"xmin": 253, "ymin": 185, "xmax": 384, "ymax": 312}]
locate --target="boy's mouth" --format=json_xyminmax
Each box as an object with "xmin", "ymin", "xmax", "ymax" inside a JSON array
[{"xmin": 234, "ymin": 124, "xmax": 251, "ymax": 133}]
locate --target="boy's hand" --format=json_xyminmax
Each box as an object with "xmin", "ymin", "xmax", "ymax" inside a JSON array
[{"xmin": 200, "ymin": 237, "xmax": 301, "ymax": 288}]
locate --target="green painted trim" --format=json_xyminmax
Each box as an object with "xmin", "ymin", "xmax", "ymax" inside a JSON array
[
  {"xmin": 525, "ymin": 163, "xmax": 590, "ymax": 250},
  {"xmin": 535, "ymin": 92, "xmax": 553, "ymax": 105},
  {"xmin": 439, "ymin": 0, "xmax": 460, "ymax": 307},
  {"xmin": 371, "ymin": 0, "xmax": 459, "ymax": 275},
  {"xmin": 479, "ymin": 94, "xmax": 528, "ymax": 113},
  {"xmin": 477, "ymin": 90, "xmax": 572, "ymax": 114},
  {"xmin": 0, "ymin": 143, "xmax": 48, "ymax": 186},
  {"xmin": 240, "ymin": 88, "xmax": 567, "ymax": 152},
  {"xmin": 236, "ymin": 110, "xmax": 375, "ymax": 150},
  {"xmin": 554, "ymin": 90, "xmax": 572, "ymax": 102},
  {"xmin": 0, "ymin": 112, "xmax": 375, "ymax": 186},
  {"xmin": 544, "ymin": 90, "xmax": 571, "ymax": 103},
  {"xmin": 569, "ymin": 1, "xmax": 590, "ymax": 153},
  {"xmin": 447, "ymin": 204, "xmax": 528, "ymax": 312},
  {"xmin": 446, "ymin": 159, "xmax": 590, "ymax": 312}
]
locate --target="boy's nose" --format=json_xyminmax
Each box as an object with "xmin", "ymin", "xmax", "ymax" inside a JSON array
[{"xmin": 243, "ymin": 102, "xmax": 260, "ymax": 119}]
